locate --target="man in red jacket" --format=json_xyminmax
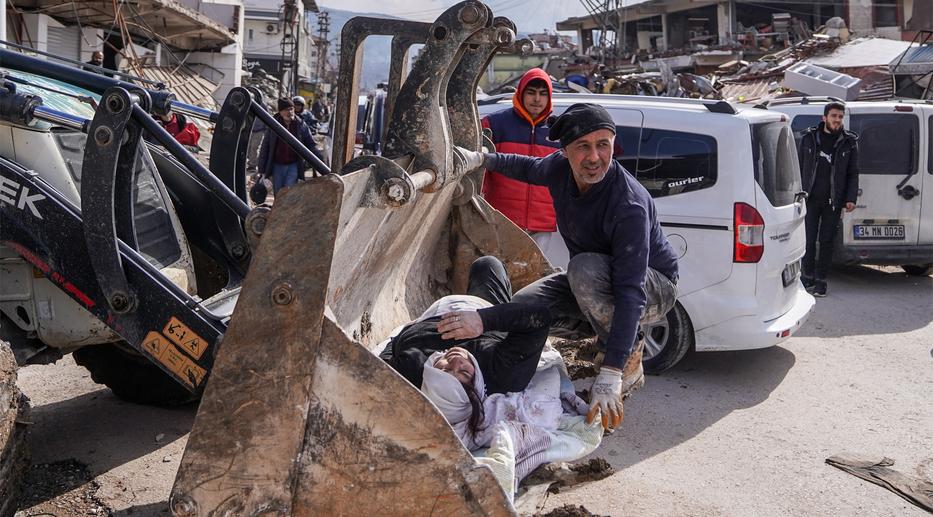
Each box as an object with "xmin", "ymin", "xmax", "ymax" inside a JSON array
[{"xmin": 482, "ymin": 68, "xmax": 567, "ymax": 267}]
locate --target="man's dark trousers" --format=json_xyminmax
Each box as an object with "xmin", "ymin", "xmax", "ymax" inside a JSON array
[
  {"xmin": 511, "ymin": 253, "xmax": 677, "ymax": 357},
  {"xmin": 803, "ymin": 197, "xmax": 843, "ymax": 280}
]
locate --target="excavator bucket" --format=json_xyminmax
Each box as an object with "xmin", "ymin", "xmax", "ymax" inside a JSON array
[{"xmin": 170, "ymin": 2, "xmax": 551, "ymax": 515}]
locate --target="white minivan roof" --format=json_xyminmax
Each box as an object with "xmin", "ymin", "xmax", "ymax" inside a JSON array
[{"xmin": 480, "ymin": 93, "xmax": 786, "ymax": 124}]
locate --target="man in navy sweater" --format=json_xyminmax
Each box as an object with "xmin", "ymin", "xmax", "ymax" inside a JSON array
[{"xmin": 457, "ymin": 103, "xmax": 678, "ymax": 430}]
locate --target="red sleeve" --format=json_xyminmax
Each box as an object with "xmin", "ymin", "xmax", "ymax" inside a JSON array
[{"xmin": 174, "ymin": 123, "xmax": 200, "ymax": 146}]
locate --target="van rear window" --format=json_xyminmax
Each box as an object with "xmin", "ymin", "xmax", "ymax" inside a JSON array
[
  {"xmin": 614, "ymin": 126, "xmax": 717, "ymax": 198},
  {"xmin": 850, "ymin": 113, "xmax": 918, "ymax": 175},
  {"xmin": 751, "ymin": 122, "xmax": 801, "ymax": 207}
]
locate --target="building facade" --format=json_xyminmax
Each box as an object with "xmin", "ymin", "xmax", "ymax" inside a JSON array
[
  {"xmin": 242, "ymin": 0, "xmax": 319, "ymax": 96},
  {"xmin": 7, "ymin": 0, "xmax": 246, "ymax": 106}
]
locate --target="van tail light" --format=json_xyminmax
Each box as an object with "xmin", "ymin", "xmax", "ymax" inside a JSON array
[{"xmin": 734, "ymin": 202, "xmax": 765, "ymax": 263}]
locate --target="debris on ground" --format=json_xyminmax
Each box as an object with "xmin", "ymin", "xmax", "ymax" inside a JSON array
[
  {"xmin": 16, "ymin": 459, "xmax": 113, "ymax": 517},
  {"xmin": 534, "ymin": 504, "xmax": 609, "ymax": 517},
  {"xmin": 524, "ymin": 458, "xmax": 616, "ymax": 493},
  {"xmin": 552, "ymin": 338, "xmax": 600, "ymax": 380},
  {"xmin": 826, "ymin": 453, "xmax": 933, "ymax": 512},
  {"xmin": 517, "ymin": 458, "xmax": 616, "ymax": 514}
]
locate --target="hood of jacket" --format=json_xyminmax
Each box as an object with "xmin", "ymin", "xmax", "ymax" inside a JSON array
[{"xmin": 512, "ymin": 67, "xmax": 552, "ymax": 126}]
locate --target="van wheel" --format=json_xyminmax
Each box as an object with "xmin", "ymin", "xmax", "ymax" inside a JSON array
[
  {"xmin": 72, "ymin": 343, "xmax": 198, "ymax": 407},
  {"xmin": 0, "ymin": 339, "xmax": 30, "ymax": 516},
  {"xmin": 901, "ymin": 264, "xmax": 933, "ymax": 276},
  {"xmin": 642, "ymin": 302, "xmax": 694, "ymax": 374}
]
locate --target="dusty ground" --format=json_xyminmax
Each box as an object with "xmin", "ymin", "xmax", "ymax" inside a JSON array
[{"xmin": 13, "ymin": 265, "xmax": 933, "ymax": 516}]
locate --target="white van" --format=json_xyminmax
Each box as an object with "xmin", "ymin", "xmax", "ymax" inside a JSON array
[
  {"xmin": 771, "ymin": 97, "xmax": 933, "ymax": 276},
  {"xmin": 479, "ymin": 93, "xmax": 815, "ymax": 372}
]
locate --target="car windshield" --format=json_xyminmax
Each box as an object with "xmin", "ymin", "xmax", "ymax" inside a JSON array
[{"xmin": 751, "ymin": 121, "xmax": 801, "ymax": 207}]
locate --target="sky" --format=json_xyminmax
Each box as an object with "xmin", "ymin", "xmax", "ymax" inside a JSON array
[{"xmin": 315, "ymin": 0, "xmax": 594, "ymax": 35}]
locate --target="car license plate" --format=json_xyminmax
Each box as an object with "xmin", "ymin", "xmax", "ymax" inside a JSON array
[
  {"xmin": 853, "ymin": 224, "xmax": 905, "ymax": 240},
  {"xmin": 782, "ymin": 260, "xmax": 800, "ymax": 288}
]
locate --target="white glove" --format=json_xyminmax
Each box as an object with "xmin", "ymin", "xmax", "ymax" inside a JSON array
[
  {"xmin": 455, "ymin": 146, "xmax": 486, "ymax": 173},
  {"xmin": 586, "ymin": 366, "xmax": 624, "ymax": 430}
]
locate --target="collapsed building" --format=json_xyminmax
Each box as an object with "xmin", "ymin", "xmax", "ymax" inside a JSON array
[{"xmin": 500, "ymin": 0, "xmax": 933, "ymax": 103}]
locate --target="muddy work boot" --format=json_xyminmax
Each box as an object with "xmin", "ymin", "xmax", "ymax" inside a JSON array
[{"xmin": 620, "ymin": 334, "xmax": 646, "ymax": 399}]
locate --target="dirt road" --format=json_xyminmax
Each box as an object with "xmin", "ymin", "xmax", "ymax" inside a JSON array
[{"xmin": 14, "ymin": 265, "xmax": 932, "ymax": 516}]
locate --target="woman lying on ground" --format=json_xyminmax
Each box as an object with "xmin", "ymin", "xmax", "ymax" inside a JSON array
[
  {"xmin": 378, "ymin": 256, "xmax": 604, "ymax": 498},
  {"xmin": 379, "ymin": 255, "xmax": 552, "ymax": 396},
  {"xmin": 420, "ymin": 345, "xmax": 603, "ymax": 500}
]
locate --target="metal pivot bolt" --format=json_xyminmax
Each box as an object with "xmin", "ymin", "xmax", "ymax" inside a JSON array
[
  {"xmin": 106, "ymin": 94, "xmax": 126, "ymax": 114},
  {"xmin": 170, "ymin": 495, "xmax": 198, "ymax": 517},
  {"xmin": 495, "ymin": 27, "xmax": 513, "ymax": 45},
  {"xmin": 459, "ymin": 4, "xmax": 480, "ymax": 24},
  {"xmin": 383, "ymin": 177, "xmax": 410, "ymax": 206},
  {"xmin": 230, "ymin": 242, "xmax": 248, "ymax": 259},
  {"xmin": 247, "ymin": 213, "xmax": 267, "ymax": 236},
  {"xmin": 222, "ymin": 116, "xmax": 235, "ymax": 132},
  {"xmin": 94, "ymin": 126, "xmax": 113, "ymax": 146},
  {"xmin": 230, "ymin": 90, "xmax": 246, "ymax": 107},
  {"xmin": 271, "ymin": 283, "xmax": 295, "ymax": 306},
  {"xmin": 110, "ymin": 292, "xmax": 132, "ymax": 313}
]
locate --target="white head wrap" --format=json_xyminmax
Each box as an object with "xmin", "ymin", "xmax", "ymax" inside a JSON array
[{"xmin": 420, "ymin": 349, "xmax": 486, "ymax": 426}]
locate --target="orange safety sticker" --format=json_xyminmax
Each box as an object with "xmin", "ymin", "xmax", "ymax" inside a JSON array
[
  {"xmin": 141, "ymin": 330, "xmax": 207, "ymax": 389},
  {"xmin": 162, "ymin": 316, "xmax": 207, "ymax": 360},
  {"xmin": 142, "ymin": 331, "xmax": 170, "ymax": 357}
]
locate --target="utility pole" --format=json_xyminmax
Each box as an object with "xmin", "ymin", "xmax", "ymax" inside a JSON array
[
  {"xmin": 316, "ymin": 11, "xmax": 330, "ymax": 85},
  {"xmin": 279, "ymin": 0, "xmax": 299, "ymax": 99}
]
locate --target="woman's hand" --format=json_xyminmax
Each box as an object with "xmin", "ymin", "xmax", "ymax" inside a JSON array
[{"xmin": 438, "ymin": 311, "xmax": 483, "ymax": 340}]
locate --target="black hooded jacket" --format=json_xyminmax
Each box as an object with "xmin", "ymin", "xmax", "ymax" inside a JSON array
[{"xmin": 798, "ymin": 122, "xmax": 860, "ymax": 207}]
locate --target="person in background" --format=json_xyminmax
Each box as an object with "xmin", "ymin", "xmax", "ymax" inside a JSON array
[
  {"xmin": 258, "ymin": 97, "xmax": 325, "ymax": 195},
  {"xmin": 797, "ymin": 101, "xmax": 859, "ymax": 298},
  {"xmin": 86, "ymin": 50, "xmax": 104, "ymax": 68},
  {"xmin": 482, "ymin": 68, "xmax": 566, "ymax": 266},
  {"xmin": 312, "ymin": 93, "xmax": 331, "ymax": 123},
  {"xmin": 155, "ymin": 107, "xmax": 200, "ymax": 148},
  {"xmin": 85, "ymin": 50, "xmax": 109, "ymax": 76},
  {"xmin": 292, "ymin": 96, "xmax": 319, "ymax": 133}
]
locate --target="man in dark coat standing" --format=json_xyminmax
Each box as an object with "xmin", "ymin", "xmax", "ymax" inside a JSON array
[
  {"xmin": 457, "ymin": 103, "xmax": 679, "ymax": 431},
  {"xmin": 797, "ymin": 101, "xmax": 859, "ymax": 297},
  {"xmin": 258, "ymin": 97, "xmax": 325, "ymax": 195}
]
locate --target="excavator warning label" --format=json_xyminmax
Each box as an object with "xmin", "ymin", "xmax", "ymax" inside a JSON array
[
  {"xmin": 142, "ymin": 331, "xmax": 206, "ymax": 389},
  {"xmin": 162, "ymin": 316, "xmax": 207, "ymax": 360}
]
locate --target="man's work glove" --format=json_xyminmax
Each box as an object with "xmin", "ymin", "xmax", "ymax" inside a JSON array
[
  {"xmin": 455, "ymin": 146, "xmax": 486, "ymax": 173},
  {"xmin": 586, "ymin": 366, "xmax": 624, "ymax": 431}
]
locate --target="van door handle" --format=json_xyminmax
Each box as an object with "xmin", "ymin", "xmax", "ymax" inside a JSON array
[{"xmin": 898, "ymin": 184, "xmax": 919, "ymax": 200}]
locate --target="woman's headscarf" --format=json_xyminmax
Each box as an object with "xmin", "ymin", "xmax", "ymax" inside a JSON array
[{"xmin": 420, "ymin": 350, "xmax": 486, "ymax": 426}]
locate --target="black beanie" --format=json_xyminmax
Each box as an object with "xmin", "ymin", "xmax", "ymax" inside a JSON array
[
  {"xmin": 547, "ymin": 103, "xmax": 616, "ymax": 147},
  {"xmin": 277, "ymin": 97, "xmax": 295, "ymax": 111}
]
